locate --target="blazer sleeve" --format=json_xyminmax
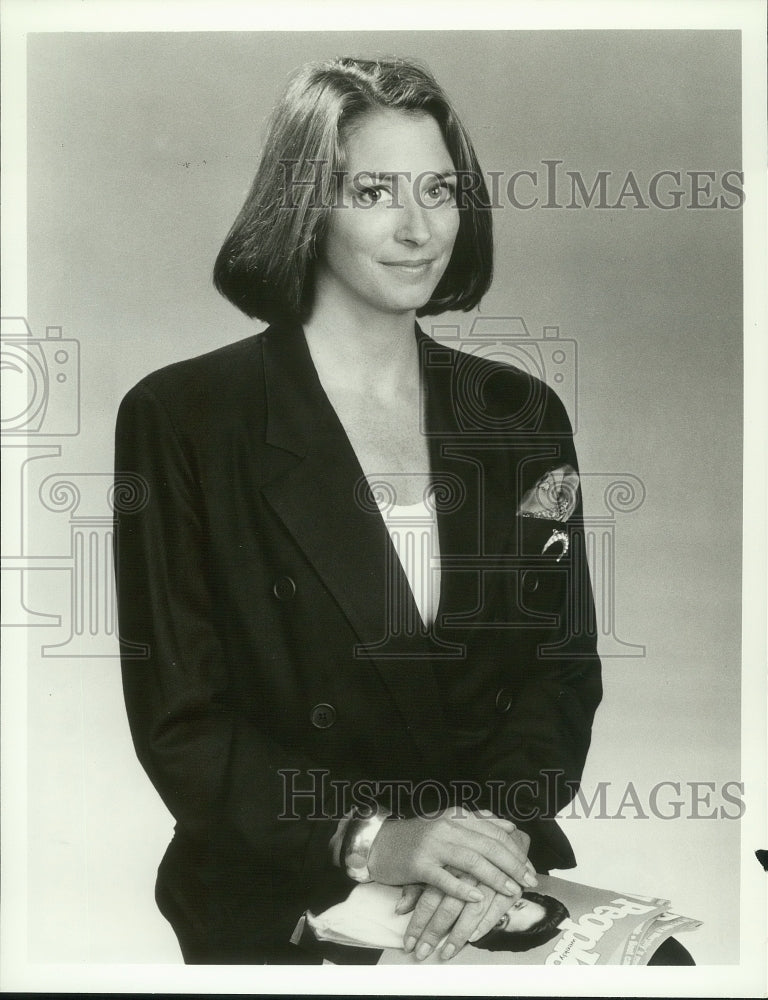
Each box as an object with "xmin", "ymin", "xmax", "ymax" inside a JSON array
[
  {"xmin": 474, "ymin": 386, "xmax": 603, "ymax": 867},
  {"xmin": 114, "ymin": 381, "xmax": 352, "ymax": 877}
]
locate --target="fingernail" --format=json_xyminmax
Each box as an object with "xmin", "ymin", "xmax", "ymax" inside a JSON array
[
  {"xmin": 404, "ymin": 936, "xmax": 416, "ymax": 953},
  {"xmin": 468, "ymin": 928, "xmax": 483, "ymax": 943},
  {"xmin": 441, "ymin": 943, "xmax": 455, "ymax": 960},
  {"xmin": 504, "ymin": 880, "xmax": 519, "ymax": 894},
  {"xmin": 469, "ymin": 888, "xmax": 483, "ymax": 902},
  {"xmin": 524, "ymin": 871, "xmax": 538, "ymax": 887},
  {"xmin": 416, "ymin": 943, "xmax": 432, "ymax": 961}
]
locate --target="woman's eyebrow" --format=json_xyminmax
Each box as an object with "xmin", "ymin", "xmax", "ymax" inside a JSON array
[
  {"xmin": 356, "ymin": 169, "xmax": 458, "ymax": 182},
  {"xmin": 422, "ymin": 170, "xmax": 458, "ymax": 182}
]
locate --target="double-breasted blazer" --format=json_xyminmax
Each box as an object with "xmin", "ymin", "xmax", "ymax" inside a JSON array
[{"xmin": 114, "ymin": 320, "xmax": 602, "ymax": 958}]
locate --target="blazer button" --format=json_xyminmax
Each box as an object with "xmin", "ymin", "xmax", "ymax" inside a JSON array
[
  {"xmin": 311, "ymin": 703, "xmax": 336, "ymax": 729},
  {"xmin": 522, "ymin": 570, "xmax": 539, "ymax": 594},
  {"xmin": 272, "ymin": 576, "xmax": 296, "ymax": 601},
  {"xmin": 495, "ymin": 688, "xmax": 513, "ymax": 713}
]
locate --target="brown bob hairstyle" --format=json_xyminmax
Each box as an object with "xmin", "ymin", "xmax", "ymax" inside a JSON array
[{"xmin": 213, "ymin": 56, "xmax": 493, "ymax": 324}]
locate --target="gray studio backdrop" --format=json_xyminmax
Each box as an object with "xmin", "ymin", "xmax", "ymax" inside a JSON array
[{"xmin": 22, "ymin": 30, "xmax": 741, "ymax": 962}]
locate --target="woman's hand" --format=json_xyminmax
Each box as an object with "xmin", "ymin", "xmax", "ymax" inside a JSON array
[
  {"xmin": 396, "ymin": 868, "xmax": 522, "ymax": 961},
  {"xmin": 367, "ymin": 807, "xmax": 536, "ymax": 904}
]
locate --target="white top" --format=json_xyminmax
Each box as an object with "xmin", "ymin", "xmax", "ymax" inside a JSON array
[{"xmin": 376, "ymin": 494, "xmax": 441, "ymax": 628}]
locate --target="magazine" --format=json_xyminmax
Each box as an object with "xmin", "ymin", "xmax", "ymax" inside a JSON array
[{"xmin": 293, "ymin": 875, "xmax": 701, "ymax": 965}]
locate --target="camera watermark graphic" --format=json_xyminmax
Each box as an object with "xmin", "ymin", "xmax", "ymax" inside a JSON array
[
  {"xmin": 0, "ymin": 316, "xmax": 147, "ymax": 657},
  {"xmin": 350, "ymin": 314, "xmax": 645, "ymax": 661},
  {"xmin": 427, "ymin": 315, "xmax": 578, "ymax": 433},
  {"xmin": 1, "ymin": 316, "xmax": 80, "ymax": 436},
  {"xmin": 1, "ymin": 312, "xmax": 642, "ymax": 662}
]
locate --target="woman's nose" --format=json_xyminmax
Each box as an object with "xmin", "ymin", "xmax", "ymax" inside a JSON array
[{"xmin": 394, "ymin": 194, "xmax": 430, "ymax": 245}]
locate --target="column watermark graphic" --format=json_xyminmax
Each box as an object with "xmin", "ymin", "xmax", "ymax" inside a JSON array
[
  {"xmin": 2, "ymin": 312, "xmax": 644, "ymax": 661},
  {"xmin": 1, "ymin": 316, "xmax": 146, "ymax": 657},
  {"xmin": 351, "ymin": 313, "xmax": 645, "ymax": 660}
]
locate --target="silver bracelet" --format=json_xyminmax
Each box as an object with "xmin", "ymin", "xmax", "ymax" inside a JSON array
[
  {"xmin": 342, "ymin": 806, "xmax": 390, "ymax": 883},
  {"xmin": 329, "ymin": 809, "xmax": 355, "ymax": 869}
]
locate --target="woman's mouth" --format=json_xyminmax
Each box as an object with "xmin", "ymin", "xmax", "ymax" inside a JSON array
[{"xmin": 380, "ymin": 259, "xmax": 434, "ymax": 275}]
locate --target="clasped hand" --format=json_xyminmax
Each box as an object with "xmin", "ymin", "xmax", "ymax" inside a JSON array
[{"xmin": 367, "ymin": 807, "xmax": 536, "ymax": 961}]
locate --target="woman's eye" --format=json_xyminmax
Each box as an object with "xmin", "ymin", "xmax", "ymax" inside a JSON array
[
  {"xmin": 423, "ymin": 180, "xmax": 455, "ymax": 205},
  {"xmin": 357, "ymin": 186, "xmax": 390, "ymax": 206}
]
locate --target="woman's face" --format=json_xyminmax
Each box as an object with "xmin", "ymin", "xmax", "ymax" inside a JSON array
[
  {"xmin": 495, "ymin": 896, "xmax": 548, "ymax": 933},
  {"xmin": 315, "ymin": 109, "xmax": 460, "ymax": 318}
]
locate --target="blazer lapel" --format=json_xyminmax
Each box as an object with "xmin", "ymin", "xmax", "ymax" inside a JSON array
[
  {"xmin": 418, "ymin": 328, "xmax": 514, "ymax": 632},
  {"xmin": 258, "ymin": 321, "xmax": 451, "ymax": 766}
]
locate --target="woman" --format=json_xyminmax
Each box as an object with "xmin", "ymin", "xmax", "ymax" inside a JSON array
[
  {"xmin": 114, "ymin": 55, "xmax": 603, "ymax": 965},
  {"xmin": 471, "ymin": 892, "xmax": 569, "ymax": 953}
]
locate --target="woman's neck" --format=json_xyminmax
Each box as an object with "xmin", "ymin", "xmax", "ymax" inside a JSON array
[{"xmin": 302, "ymin": 291, "xmax": 420, "ymax": 398}]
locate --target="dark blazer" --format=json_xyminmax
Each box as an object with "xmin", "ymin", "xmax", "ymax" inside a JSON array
[{"xmin": 114, "ymin": 320, "xmax": 602, "ymax": 961}]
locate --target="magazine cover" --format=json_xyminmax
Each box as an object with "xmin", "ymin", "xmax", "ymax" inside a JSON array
[{"xmin": 298, "ymin": 876, "xmax": 701, "ymax": 965}]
